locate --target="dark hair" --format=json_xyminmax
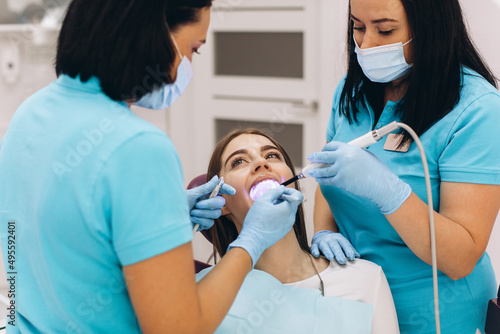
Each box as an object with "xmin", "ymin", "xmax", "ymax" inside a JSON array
[
  {"xmin": 207, "ymin": 128, "xmax": 309, "ymax": 260},
  {"xmin": 340, "ymin": 0, "xmax": 497, "ymax": 143},
  {"xmin": 55, "ymin": 0, "xmax": 212, "ymax": 101}
]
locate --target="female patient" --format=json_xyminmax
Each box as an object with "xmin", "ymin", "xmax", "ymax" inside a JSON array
[{"xmin": 196, "ymin": 128, "xmax": 399, "ymax": 333}]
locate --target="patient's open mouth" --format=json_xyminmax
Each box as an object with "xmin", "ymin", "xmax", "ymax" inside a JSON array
[{"xmin": 249, "ymin": 179, "xmax": 280, "ymax": 201}]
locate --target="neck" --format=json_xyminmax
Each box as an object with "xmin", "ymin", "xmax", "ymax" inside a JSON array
[
  {"xmin": 385, "ymin": 78, "xmax": 408, "ymax": 104},
  {"xmin": 253, "ymin": 230, "xmax": 328, "ymax": 284}
]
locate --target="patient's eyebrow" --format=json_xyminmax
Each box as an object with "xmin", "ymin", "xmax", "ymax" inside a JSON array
[
  {"xmin": 260, "ymin": 145, "xmax": 279, "ymax": 152},
  {"xmin": 225, "ymin": 149, "xmax": 248, "ymax": 167}
]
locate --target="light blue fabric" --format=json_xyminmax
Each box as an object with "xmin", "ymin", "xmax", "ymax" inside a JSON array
[
  {"xmin": 0, "ymin": 75, "xmax": 193, "ymax": 333},
  {"xmin": 196, "ymin": 267, "xmax": 373, "ymax": 334},
  {"xmin": 322, "ymin": 67, "xmax": 500, "ymax": 333}
]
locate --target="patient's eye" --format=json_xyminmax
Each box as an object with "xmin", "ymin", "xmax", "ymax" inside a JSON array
[
  {"xmin": 230, "ymin": 157, "xmax": 245, "ymax": 168},
  {"xmin": 266, "ymin": 151, "xmax": 282, "ymax": 160}
]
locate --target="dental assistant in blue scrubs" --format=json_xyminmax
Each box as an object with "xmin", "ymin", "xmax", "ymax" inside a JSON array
[
  {"xmin": 0, "ymin": 0, "xmax": 303, "ymax": 333},
  {"xmin": 308, "ymin": 0, "xmax": 500, "ymax": 333}
]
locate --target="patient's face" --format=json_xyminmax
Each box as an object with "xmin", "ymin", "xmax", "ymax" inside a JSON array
[{"xmin": 219, "ymin": 134, "xmax": 295, "ymax": 228}]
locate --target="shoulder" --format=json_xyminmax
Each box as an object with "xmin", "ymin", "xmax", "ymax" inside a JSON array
[
  {"xmin": 434, "ymin": 67, "xmax": 500, "ymax": 143},
  {"xmin": 322, "ymin": 259, "xmax": 386, "ymax": 304},
  {"xmin": 327, "ymin": 75, "xmax": 350, "ymax": 141},
  {"xmin": 328, "ymin": 258, "xmax": 384, "ymax": 278},
  {"xmin": 82, "ymin": 100, "xmax": 177, "ymax": 172},
  {"xmin": 459, "ymin": 67, "xmax": 500, "ymax": 109},
  {"xmin": 332, "ymin": 74, "xmax": 349, "ymax": 105},
  {"xmin": 89, "ymin": 112, "xmax": 182, "ymax": 199},
  {"xmin": 461, "ymin": 67, "xmax": 499, "ymax": 92}
]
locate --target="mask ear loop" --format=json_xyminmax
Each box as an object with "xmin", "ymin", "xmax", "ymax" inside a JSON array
[
  {"xmin": 170, "ymin": 34, "xmax": 184, "ymax": 59},
  {"xmin": 353, "ymin": 35, "xmax": 360, "ymax": 49},
  {"xmin": 402, "ymin": 38, "xmax": 413, "ymax": 47}
]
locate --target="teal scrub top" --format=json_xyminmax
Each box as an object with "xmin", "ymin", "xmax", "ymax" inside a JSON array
[
  {"xmin": 0, "ymin": 75, "xmax": 193, "ymax": 333},
  {"xmin": 322, "ymin": 67, "xmax": 500, "ymax": 334}
]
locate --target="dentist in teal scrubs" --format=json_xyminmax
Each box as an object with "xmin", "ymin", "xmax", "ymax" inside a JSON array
[
  {"xmin": 308, "ymin": 0, "xmax": 500, "ymax": 333},
  {"xmin": 0, "ymin": 0, "xmax": 302, "ymax": 333}
]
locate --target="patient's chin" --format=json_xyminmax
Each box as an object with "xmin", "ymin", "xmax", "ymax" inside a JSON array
[{"xmin": 221, "ymin": 206, "xmax": 231, "ymax": 216}]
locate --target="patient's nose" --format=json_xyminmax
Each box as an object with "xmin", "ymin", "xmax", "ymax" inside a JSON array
[{"xmin": 253, "ymin": 157, "xmax": 270, "ymax": 173}]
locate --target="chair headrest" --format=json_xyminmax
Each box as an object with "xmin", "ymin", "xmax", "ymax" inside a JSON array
[{"xmin": 187, "ymin": 174, "xmax": 209, "ymax": 190}]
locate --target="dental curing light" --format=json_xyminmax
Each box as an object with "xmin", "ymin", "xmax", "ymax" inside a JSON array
[{"xmin": 281, "ymin": 121, "xmax": 400, "ymax": 187}]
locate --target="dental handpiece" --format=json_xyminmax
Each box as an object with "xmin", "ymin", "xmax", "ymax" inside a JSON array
[
  {"xmin": 193, "ymin": 177, "xmax": 224, "ymax": 234},
  {"xmin": 281, "ymin": 121, "xmax": 400, "ymax": 186}
]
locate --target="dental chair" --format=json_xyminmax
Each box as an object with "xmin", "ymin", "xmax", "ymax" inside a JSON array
[
  {"xmin": 485, "ymin": 284, "xmax": 500, "ymax": 333},
  {"xmin": 187, "ymin": 174, "xmax": 214, "ymax": 274}
]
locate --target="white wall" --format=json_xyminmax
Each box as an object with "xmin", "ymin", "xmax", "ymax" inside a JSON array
[
  {"xmin": 461, "ymin": 0, "xmax": 500, "ymax": 87},
  {"xmin": 489, "ymin": 214, "xmax": 500, "ymax": 281},
  {"xmin": 0, "ymin": 27, "xmax": 58, "ymax": 138}
]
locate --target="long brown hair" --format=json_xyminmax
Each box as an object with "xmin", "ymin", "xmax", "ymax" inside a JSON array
[{"xmin": 207, "ymin": 128, "xmax": 309, "ymax": 260}]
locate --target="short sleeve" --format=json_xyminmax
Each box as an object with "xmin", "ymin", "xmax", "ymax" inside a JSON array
[
  {"xmin": 96, "ymin": 132, "xmax": 192, "ymax": 266},
  {"xmin": 439, "ymin": 92, "xmax": 500, "ymax": 185}
]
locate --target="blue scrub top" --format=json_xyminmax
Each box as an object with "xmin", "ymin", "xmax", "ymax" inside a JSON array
[
  {"xmin": 0, "ymin": 75, "xmax": 193, "ymax": 333},
  {"xmin": 322, "ymin": 67, "xmax": 500, "ymax": 334}
]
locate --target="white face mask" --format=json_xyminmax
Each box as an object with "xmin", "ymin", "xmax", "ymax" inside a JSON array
[
  {"xmin": 354, "ymin": 37, "xmax": 412, "ymax": 83},
  {"xmin": 133, "ymin": 35, "xmax": 194, "ymax": 109}
]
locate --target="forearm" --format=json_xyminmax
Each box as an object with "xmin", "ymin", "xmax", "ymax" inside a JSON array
[
  {"xmin": 386, "ymin": 192, "xmax": 493, "ymax": 279},
  {"xmin": 196, "ymin": 248, "xmax": 252, "ymax": 331},
  {"xmin": 313, "ymin": 185, "xmax": 338, "ymax": 233}
]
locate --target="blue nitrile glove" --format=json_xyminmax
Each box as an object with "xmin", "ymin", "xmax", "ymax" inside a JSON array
[
  {"xmin": 228, "ymin": 186, "xmax": 304, "ymax": 267},
  {"xmin": 310, "ymin": 231, "xmax": 360, "ymax": 264},
  {"xmin": 186, "ymin": 176, "xmax": 236, "ymax": 231},
  {"xmin": 307, "ymin": 141, "xmax": 412, "ymax": 215}
]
